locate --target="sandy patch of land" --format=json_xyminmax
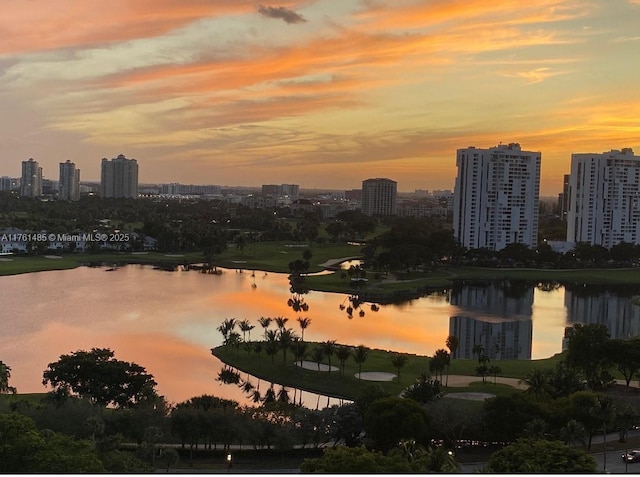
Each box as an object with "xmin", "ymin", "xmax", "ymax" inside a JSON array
[
  {"xmin": 443, "ymin": 392, "xmax": 495, "ymax": 401},
  {"xmin": 0, "ymin": 258, "xmax": 14, "ymax": 262},
  {"xmin": 44, "ymin": 255, "xmax": 63, "ymax": 259},
  {"xmin": 295, "ymin": 360, "xmax": 339, "ymax": 372},
  {"xmin": 356, "ymin": 371, "xmax": 396, "ymax": 381},
  {"xmin": 445, "ymin": 375, "xmax": 526, "ymax": 390},
  {"xmin": 131, "ymin": 251, "xmax": 149, "ymax": 255},
  {"xmin": 164, "ymin": 254, "xmax": 185, "ymax": 257}
]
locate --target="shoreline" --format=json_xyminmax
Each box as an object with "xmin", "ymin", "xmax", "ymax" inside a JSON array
[{"xmin": 3, "ymin": 253, "xmax": 640, "ymax": 300}]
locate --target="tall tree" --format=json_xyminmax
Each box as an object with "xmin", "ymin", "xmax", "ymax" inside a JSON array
[
  {"xmin": 390, "ymin": 353, "xmax": 408, "ymax": 379},
  {"xmin": 258, "ymin": 316, "xmax": 272, "ymax": 339},
  {"xmin": 0, "ymin": 360, "xmax": 16, "ymax": 394},
  {"xmin": 274, "ymin": 316, "xmax": 289, "ymax": 331},
  {"xmin": 321, "ymin": 340, "xmax": 336, "ymax": 372},
  {"xmin": 42, "ymin": 348, "xmax": 159, "ymax": 408},
  {"xmin": 278, "ymin": 328, "xmax": 295, "ymax": 365},
  {"xmin": 296, "ymin": 317, "xmax": 311, "ymax": 341},
  {"xmin": 565, "ymin": 323, "xmax": 612, "ymax": 389},
  {"xmin": 445, "ymin": 335, "xmax": 459, "ymax": 386},
  {"xmin": 309, "ymin": 347, "xmax": 325, "ymax": 371},
  {"xmin": 353, "ymin": 345, "xmax": 369, "ymax": 379},
  {"xmin": 335, "ymin": 345, "xmax": 352, "ymax": 375},
  {"xmin": 238, "ymin": 319, "xmax": 254, "ymax": 342}
]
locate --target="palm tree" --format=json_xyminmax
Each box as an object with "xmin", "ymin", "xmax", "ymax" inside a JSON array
[
  {"xmin": 228, "ymin": 332, "xmax": 242, "ymax": 357},
  {"xmin": 471, "ymin": 343, "xmax": 484, "ymax": 363},
  {"xmin": 353, "ymin": 345, "xmax": 369, "ymax": 379},
  {"xmin": 519, "ymin": 368, "xmax": 551, "ymax": 400},
  {"xmin": 278, "ymin": 328, "xmax": 296, "ymax": 365},
  {"xmin": 275, "ymin": 316, "xmax": 289, "ymax": 331},
  {"xmin": 292, "ymin": 339, "xmax": 308, "ymax": 367},
  {"xmin": 217, "ymin": 318, "xmax": 237, "ymax": 344},
  {"xmin": 238, "ymin": 319, "xmax": 255, "ymax": 342},
  {"xmin": 258, "ymin": 316, "xmax": 272, "ymax": 339},
  {"xmin": 445, "ymin": 335, "xmax": 459, "ymax": 386},
  {"xmin": 335, "ymin": 345, "xmax": 352, "ymax": 374},
  {"xmin": 487, "ymin": 365, "xmax": 502, "ymax": 384},
  {"xmin": 297, "ymin": 317, "xmax": 312, "ymax": 341},
  {"xmin": 265, "ymin": 341, "xmax": 279, "ymax": 363},
  {"xmin": 253, "ymin": 342, "xmax": 263, "ymax": 362},
  {"xmin": 591, "ymin": 395, "xmax": 616, "ymax": 472},
  {"xmin": 321, "ymin": 340, "xmax": 336, "ymax": 372},
  {"xmin": 390, "ymin": 353, "xmax": 408, "ymax": 379},
  {"xmin": 560, "ymin": 419, "xmax": 587, "ymax": 446},
  {"xmin": 429, "ymin": 349, "xmax": 450, "ymax": 383},
  {"xmin": 310, "ymin": 347, "xmax": 325, "ymax": 371}
]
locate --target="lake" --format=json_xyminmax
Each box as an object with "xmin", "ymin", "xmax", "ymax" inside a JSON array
[{"xmin": 2, "ymin": 264, "xmax": 638, "ymax": 405}]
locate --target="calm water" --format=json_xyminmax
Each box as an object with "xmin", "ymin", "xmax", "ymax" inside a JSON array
[{"xmin": 2, "ymin": 264, "xmax": 638, "ymax": 405}]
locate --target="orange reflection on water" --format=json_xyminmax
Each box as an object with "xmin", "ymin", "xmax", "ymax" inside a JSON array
[{"xmin": 0, "ymin": 265, "xmax": 576, "ymax": 405}]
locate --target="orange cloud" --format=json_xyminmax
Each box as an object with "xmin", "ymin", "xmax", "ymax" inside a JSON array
[{"xmin": 0, "ymin": 0, "xmax": 301, "ymax": 55}]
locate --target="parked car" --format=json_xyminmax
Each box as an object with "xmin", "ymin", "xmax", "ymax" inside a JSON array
[{"xmin": 621, "ymin": 450, "xmax": 640, "ymax": 463}]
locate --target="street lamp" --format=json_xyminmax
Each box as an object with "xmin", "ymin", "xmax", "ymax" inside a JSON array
[{"xmin": 227, "ymin": 453, "xmax": 232, "ymax": 472}]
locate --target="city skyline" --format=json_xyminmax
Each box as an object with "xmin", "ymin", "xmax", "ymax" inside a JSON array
[{"xmin": 1, "ymin": 1, "xmax": 639, "ymax": 195}]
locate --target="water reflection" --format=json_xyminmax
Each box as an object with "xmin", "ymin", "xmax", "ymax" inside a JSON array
[
  {"xmin": 449, "ymin": 282, "xmax": 534, "ymax": 360},
  {"xmin": 215, "ymin": 362, "xmax": 347, "ymax": 409},
  {"xmin": 562, "ymin": 287, "xmax": 640, "ymax": 349},
  {"xmin": 2, "ymin": 264, "xmax": 640, "ymax": 406}
]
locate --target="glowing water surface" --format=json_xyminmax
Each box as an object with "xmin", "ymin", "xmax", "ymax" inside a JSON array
[{"xmin": 1, "ymin": 265, "xmax": 637, "ymax": 405}]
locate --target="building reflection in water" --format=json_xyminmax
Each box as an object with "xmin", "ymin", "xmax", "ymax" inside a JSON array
[
  {"xmin": 449, "ymin": 281, "xmax": 533, "ymax": 360},
  {"xmin": 562, "ymin": 286, "xmax": 640, "ymax": 349}
]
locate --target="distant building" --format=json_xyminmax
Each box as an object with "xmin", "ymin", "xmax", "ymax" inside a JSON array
[
  {"xmin": 160, "ymin": 183, "xmax": 221, "ymax": 196},
  {"xmin": 100, "ymin": 154, "xmax": 138, "ymax": 198},
  {"xmin": 557, "ymin": 174, "xmax": 570, "ymax": 221},
  {"xmin": 0, "ymin": 176, "xmax": 14, "ymax": 191},
  {"xmin": 261, "ymin": 184, "xmax": 281, "ymax": 197},
  {"xmin": 453, "ymin": 143, "xmax": 541, "ymax": 251},
  {"xmin": 566, "ymin": 148, "xmax": 640, "ymax": 248},
  {"xmin": 59, "ymin": 160, "xmax": 80, "ymax": 201},
  {"xmin": 361, "ymin": 178, "xmax": 397, "ymax": 216},
  {"xmin": 344, "ymin": 189, "xmax": 362, "ymax": 201},
  {"xmin": 20, "ymin": 158, "xmax": 42, "ymax": 197},
  {"xmin": 261, "ymin": 184, "xmax": 299, "ymax": 198}
]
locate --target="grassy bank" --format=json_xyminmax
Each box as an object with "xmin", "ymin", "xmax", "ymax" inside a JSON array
[
  {"xmin": 0, "ymin": 251, "xmax": 204, "ymax": 276},
  {"xmin": 212, "ymin": 342, "xmax": 563, "ymax": 401},
  {"xmin": 3, "ymin": 242, "xmax": 640, "ymax": 297}
]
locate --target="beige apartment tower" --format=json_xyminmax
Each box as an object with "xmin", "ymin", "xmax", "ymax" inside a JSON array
[
  {"xmin": 100, "ymin": 154, "xmax": 139, "ymax": 199},
  {"xmin": 20, "ymin": 158, "xmax": 43, "ymax": 197},
  {"xmin": 361, "ymin": 178, "xmax": 397, "ymax": 216},
  {"xmin": 59, "ymin": 160, "xmax": 80, "ymax": 201}
]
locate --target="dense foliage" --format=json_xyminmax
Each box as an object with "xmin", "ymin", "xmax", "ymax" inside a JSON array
[
  {"xmin": 486, "ymin": 438, "xmax": 596, "ymax": 473},
  {"xmin": 42, "ymin": 348, "xmax": 160, "ymax": 408}
]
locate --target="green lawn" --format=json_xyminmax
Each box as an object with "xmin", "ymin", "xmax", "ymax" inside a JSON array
[
  {"xmin": 212, "ymin": 342, "xmax": 562, "ymax": 401},
  {"xmin": 0, "ymin": 251, "xmax": 205, "ymax": 276},
  {"xmin": 215, "ymin": 241, "xmax": 362, "ymax": 273}
]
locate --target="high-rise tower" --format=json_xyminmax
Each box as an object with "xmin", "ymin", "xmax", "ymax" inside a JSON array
[
  {"xmin": 361, "ymin": 178, "xmax": 397, "ymax": 216},
  {"xmin": 100, "ymin": 154, "xmax": 138, "ymax": 199},
  {"xmin": 567, "ymin": 148, "xmax": 640, "ymax": 248},
  {"xmin": 453, "ymin": 143, "xmax": 541, "ymax": 250},
  {"xmin": 20, "ymin": 158, "xmax": 43, "ymax": 197},
  {"xmin": 59, "ymin": 160, "xmax": 80, "ymax": 201}
]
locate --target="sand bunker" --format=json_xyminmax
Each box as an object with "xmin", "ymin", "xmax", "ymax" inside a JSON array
[
  {"xmin": 295, "ymin": 360, "xmax": 339, "ymax": 372},
  {"xmin": 356, "ymin": 372, "xmax": 396, "ymax": 381},
  {"xmin": 443, "ymin": 392, "xmax": 495, "ymax": 401},
  {"xmin": 44, "ymin": 255, "xmax": 63, "ymax": 259}
]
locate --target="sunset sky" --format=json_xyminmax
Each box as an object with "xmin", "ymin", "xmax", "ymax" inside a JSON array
[{"xmin": 1, "ymin": 1, "xmax": 639, "ymax": 195}]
